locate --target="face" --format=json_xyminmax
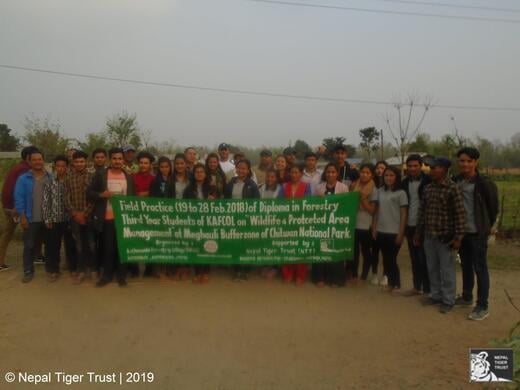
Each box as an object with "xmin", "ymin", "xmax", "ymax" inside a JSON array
[
  {"xmin": 406, "ymin": 160, "xmax": 422, "ymax": 177},
  {"xmin": 266, "ymin": 172, "xmax": 277, "ymax": 187},
  {"xmin": 207, "ymin": 157, "xmax": 219, "ymax": 171},
  {"xmin": 275, "ymin": 157, "xmax": 287, "ymax": 171},
  {"xmin": 174, "ymin": 158, "xmax": 186, "ymax": 174},
  {"xmin": 430, "ymin": 165, "xmax": 447, "ymax": 181},
  {"xmin": 236, "ymin": 162, "xmax": 249, "ymax": 179},
  {"xmin": 305, "ymin": 156, "xmax": 317, "ymax": 171},
  {"xmin": 375, "ymin": 163, "xmax": 386, "ymax": 177},
  {"xmin": 359, "ymin": 167, "xmax": 373, "ymax": 183},
  {"xmin": 458, "ymin": 153, "xmax": 477, "ymax": 175},
  {"xmin": 124, "ymin": 150, "xmax": 136, "ymax": 163},
  {"xmin": 159, "ymin": 162, "xmax": 171, "ymax": 177},
  {"xmin": 218, "ymin": 148, "xmax": 229, "ymax": 161},
  {"xmin": 73, "ymin": 157, "xmax": 87, "ymax": 172},
  {"xmin": 30, "ymin": 153, "xmax": 44, "ymax": 170},
  {"xmin": 334, "ymin": 150, "xmax": 347, "ymax": 165},
  {"xmin": 383, "ymin": 169, "xmax": 396, "ymax": 187},
  {"xmin": 67, "ymin": 149, "xmax": 76, "ymax": 161},
  {"xmin": 94, "ymin": 152, "xmax": 106, "ymax": 167},
  {"xmin": 139, "ymin": 158, "xmax": 152, "ymax": 173},
  {"xmin": 285, "ymin": 154, "xmax": 296, "ymax": 165},
  {"xmin": 185, "ymin": 148, "xmax": 196, "ymax": 164},
  {"xmin": 54, "ymin": 160, "xmax": 68, "ymax": 176},
  {"xmin": 260, "ymin": 155, "xmax": 272, "ymax": 166},
  {"xmin": 325, "ymin": 166, "xmax": 338, "ymax": 183},
  {"xmin": 194, "ymin": 167, "xmax": 206, "ymax": 183},
  {"xmin": 110, "ymin": 152, "xmax": 124, "ymax": 169},
  {"xmin": 290, "ymin": 167, "xmax": 302, "ymax": 183}
]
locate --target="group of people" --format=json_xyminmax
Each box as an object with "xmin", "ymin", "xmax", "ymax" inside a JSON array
[{"xmin": 0, "ymin": 141, "xmax": 498, "ymax": 320}]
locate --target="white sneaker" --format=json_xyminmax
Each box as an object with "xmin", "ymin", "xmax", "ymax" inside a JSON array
[
  {"xmin": 379, "ymin": 275, "xmax": 388, "ymax": 286},
  {"xmin": 370, "ymin": 274, "xmax": 379, "ymax": 285}
]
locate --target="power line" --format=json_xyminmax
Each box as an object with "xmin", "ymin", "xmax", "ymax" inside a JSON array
[
  {"xmin": 247, "ymin": 0, "xmax": 520, "ymax": 24},
  {"xmin": 1, "ymin": 64, "xmax": 519, "ymax": 112},
  {"xmin": 355, "ymin": 0, "xmax": 520, "ymax": 14}
]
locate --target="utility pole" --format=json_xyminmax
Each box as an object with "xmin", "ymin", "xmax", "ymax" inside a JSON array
[{"xmin": 380, "ymin": 129, "xmax": 384, "ymax": 160}]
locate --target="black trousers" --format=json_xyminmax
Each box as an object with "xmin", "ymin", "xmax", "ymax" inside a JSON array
[
  {"xmin": 354, "ymin": 229, "xmax": 374, "ymax": 280},
  {"xmin": 45, "ymin": 222, "xmax": 68, "ymax": 274},
  {"xmin": 405, "ymin": 226, "xmax": 430, "ymax": 293},
  {"xmin": 376, "ymin": 232, "xmax": 401, "ymax": 288},
  {"xmin": 311, "ymin": 261, "xmax": 346, "ymax": 286},
  {"xmin": 459, "ymin": 234, "xmax": 490, "ymax": 310},
  {"xmin": 63, "ymin": 224, "xmax": 77, "ymax": 272},
  {"xmin": 101, "ymin": 221, "xmax": 127, "ymax": 282}
]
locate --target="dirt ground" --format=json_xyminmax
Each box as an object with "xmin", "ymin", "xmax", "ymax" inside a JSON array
[{"xmin": 1, "ymin": 240, "xmax": 519, "ymax": 390}]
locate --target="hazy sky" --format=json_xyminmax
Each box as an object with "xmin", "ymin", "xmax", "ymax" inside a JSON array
[{"xmin": 1, "ymin": 0, "xmax": 519, "ymax": 149}]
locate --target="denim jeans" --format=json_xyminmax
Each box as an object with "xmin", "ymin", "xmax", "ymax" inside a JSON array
[
  {"xmin": 459, "ymin": 234, "xmax": 490, "ymax": 310},
  {"xmin": 22, "ymin": 222, "xmax": 47, "ymax": 275},
  {"xmin": 424, "ymin": 235, "xmax": 456, "ymax": 306},
  {"xmin": 70, "ymin": 220, "xmax": 95, "ymax": 273}
]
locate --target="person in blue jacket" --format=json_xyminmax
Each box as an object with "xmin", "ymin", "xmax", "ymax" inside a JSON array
[{"xmin": 14, "ymin": 150, "xmax": 52, "ymax": 283}]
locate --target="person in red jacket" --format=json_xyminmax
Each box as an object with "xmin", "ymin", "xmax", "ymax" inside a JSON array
[
  {"xmin": 0, "ymin": 146, "xmax": 40, "ymax": 271},
  {"xmin": 281, "ymin": 164, "xmax": 312, "ymax": 285}
]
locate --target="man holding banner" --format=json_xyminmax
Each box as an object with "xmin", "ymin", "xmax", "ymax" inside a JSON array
[{"xmin": 87, "ymin": 147, "xmax": 136, "ymax": 287}]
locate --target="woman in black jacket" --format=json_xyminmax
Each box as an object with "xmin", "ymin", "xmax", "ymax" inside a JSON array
[
  {"xmin": 224, "ymin": 159, "xmax": 260, "ymax": 282},
  {"xmin": 183, "ymin": 163, "xmax": 214, "ymax": 283}
]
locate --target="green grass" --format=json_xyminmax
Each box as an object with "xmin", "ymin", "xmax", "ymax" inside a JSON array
[{"xmin": 496, "ymin": 180, "xmax": 520, "ymax": 231}]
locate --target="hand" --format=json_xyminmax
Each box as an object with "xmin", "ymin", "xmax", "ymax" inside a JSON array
[
  {"xmin": 21, "ymin": 215, "xmax": 29, "ymax": 230},
  {"xmin": 413, "ymin": 234, "xmax": 421, "ymax": 247},
  {"xmin": 449, "ymin": 238, "xmax": 462, "ymax": 250},
  {"xmin": 73, "ymin": 211, "xmax": 86, "ymax": 225},
  {"xmin": 100, "ymin": 191, "xmax": 112, "ymax": 199},
  {"xmin": 46, "ymin": 223, "xmax": 53, "ymax": 229},
  {"xmin": 371, "ymin": 227, "xmax": 377, "ymax": 241},
  {"xmin": 395, "ymin": 234, "xmax": 404, "ymax": 246}
]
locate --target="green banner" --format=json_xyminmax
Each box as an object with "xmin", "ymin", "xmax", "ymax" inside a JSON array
[{"xmin": 112, "ymin": 192, "xmax": 359, "ymax": 265}]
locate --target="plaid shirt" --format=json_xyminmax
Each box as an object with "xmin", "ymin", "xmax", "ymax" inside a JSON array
[
  {"xmin": 65, "ymin": 169, "xmax": 94, "ymax": 216},
  {"xmin": 417, "ymin": 177, "xmax": 466, "ymax": 240},
  {"xmin": 42, "ymin": 175, "xmax": 68, "ymax": 223}
]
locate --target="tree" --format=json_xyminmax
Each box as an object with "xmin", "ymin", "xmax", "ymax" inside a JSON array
[
  {"xmin": 106, "ymin": 111, "xmax": 142, "ymax": 148},
  {"xmin": 0, "ymin": 124, "xmax": 20, "ymax": 151},
  {"xmin": 321, "ymin": 137, "xmax": 356, "ymax": 160},
  {"xmin": 78, "ymin": 131, "xmax": 109, "ymax": 157},
  {"xmin": 293, "ymin": 139, "xmax": 312, "ymax": 160},
  {"xmin": 23, "ymin": 115, "xmax": 70, "ymax": 161},
  {"xmin": 358, "ymin": 127, "xmax": 380, "ymax": 160},
  {"xmin": 408, "ymin": 132, "xmax": 431, "ymax": 154},
  {"xmin": 383, "ymin": 94, "xmax": 433, "ymax": 172}
]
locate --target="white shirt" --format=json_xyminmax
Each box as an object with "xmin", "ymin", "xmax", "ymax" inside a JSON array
[{"xmin": 302, "ymin": 169, "xmax": 323, "ymax": 195}]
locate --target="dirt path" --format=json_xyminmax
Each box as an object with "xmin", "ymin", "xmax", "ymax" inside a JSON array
[{"xmin": 1, "ymin": 241, "xmax": 518, "ymax": 389}]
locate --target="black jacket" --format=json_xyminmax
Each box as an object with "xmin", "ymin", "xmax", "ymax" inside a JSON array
[
  {"xmin": 454, "ymin": 172, "xmax": 498, "ymax": 238},
  {"xmin": 402, "ymin": 172, "xmax": 432, "ymax": 202},
  {"xmin": 183, "ymin": 182, "xmax": 212, "ymax": 199},
  {"xmin": 150, "ymin": 175, "xmax": 175, "ymax": 198},
  {"xmin": 86, "ymin": 168, "xmax": 135, "ymax": 232},
  {"xmin": 224, "ymin": 177, "xmax": 260, "ymax": 199}
]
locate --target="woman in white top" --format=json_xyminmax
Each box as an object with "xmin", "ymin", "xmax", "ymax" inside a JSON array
[
  {"xmin": 312, "ymin": 163, "xmax": 349, "ymax": 288},
  {"xmin": 370, "ymin": 166, "xmax": 408, "ymax": 293}
]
